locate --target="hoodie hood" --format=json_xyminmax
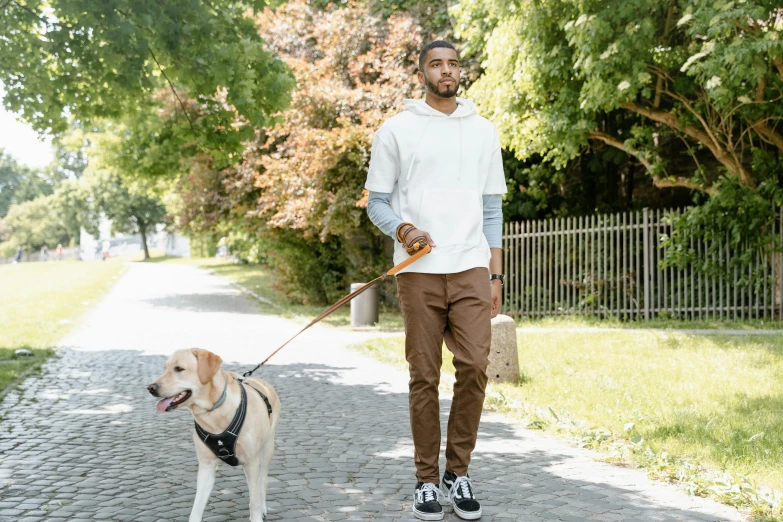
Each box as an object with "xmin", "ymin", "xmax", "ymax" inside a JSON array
[
  {"xmin": 402, "ymin": 97, "xmax": 477, "ymax": 118},
  {"xmin": 400, "ymin": 97, "xmax": 477, "ymax": 181}
]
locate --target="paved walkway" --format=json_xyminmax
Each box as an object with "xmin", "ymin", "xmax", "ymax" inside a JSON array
[{"xmin": 0, "ymin": 263, "xmax": 749, "ymax": 521}]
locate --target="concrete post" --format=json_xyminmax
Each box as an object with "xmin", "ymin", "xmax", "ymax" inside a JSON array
[{"xmin": 488, "ymin": 314, "xmax": 520, "ymax": 383}]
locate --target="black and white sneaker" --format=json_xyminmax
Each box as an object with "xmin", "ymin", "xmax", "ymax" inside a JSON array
[
  {"xmin": 413, "ymin": 482, "xmax": 444, "ymax": 520},
  {"xmin": 441, "ymin": 471, "xmax": 482, "ymax": 520}
]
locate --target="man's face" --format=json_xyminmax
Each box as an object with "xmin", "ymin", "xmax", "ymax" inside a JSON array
[{"xmin": 418, "ymin": 47, "xmax": 460, "ymax": 99}]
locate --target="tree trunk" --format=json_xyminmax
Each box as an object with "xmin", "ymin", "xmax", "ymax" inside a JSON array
[{"xmin": 140, "ymin": 224, "xmax": 150, "ymax": 260}]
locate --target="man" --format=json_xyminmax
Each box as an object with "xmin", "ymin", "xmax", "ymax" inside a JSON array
[{"xmin": 365, "ymin": 41, "xmax": 507, "ymax": 521}]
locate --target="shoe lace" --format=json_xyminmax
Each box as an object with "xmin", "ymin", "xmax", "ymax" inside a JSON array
[
  {"xmin": 450, "ymin": 476, "xmax": 474, "ymax": 502},
  {"xmin": 418, "ymin": 482, "xmax": 441, "ymax": 504}
]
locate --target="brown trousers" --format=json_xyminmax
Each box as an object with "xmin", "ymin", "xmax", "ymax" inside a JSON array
[{"xmin": 396, "ymin": 267, "xmax": 491, "ymax": 483}]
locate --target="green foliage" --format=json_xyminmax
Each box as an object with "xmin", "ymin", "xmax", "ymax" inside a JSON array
[
  {"xmin": 0, "ymin": 194, "xmax": 71, "ymax": 255},
  {"xmin": 0, "ymin": 150, "xmax": 62, "ymax": 217},
  {"xmin": 454, "ymin": 0, "xmax": 783, "ymax": 277},
  {"xmin": 0, "ymin": 0, "xmax": 294, "ymax": 164},
  {"xmin": 454, "ymin": 0, "xmax": 783, "ymax": 184},
  {"xmin": 662, "ymin": 177, "xmax": 783, "ymax": 287}
]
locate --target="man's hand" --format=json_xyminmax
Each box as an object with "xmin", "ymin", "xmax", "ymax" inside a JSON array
[
  {"xmin": 397, "ymin": 223, "xmax": 436, "ymax": 255},
  {"xmin": 490, "ymin": 280, "xmax": 502, "ymax": 318}
]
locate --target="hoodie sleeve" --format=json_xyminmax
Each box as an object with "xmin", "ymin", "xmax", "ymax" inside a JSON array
[
  {"xmin": 367, "ymin": 191, "xmax": 404, "ymax": 238},
  {"xmin": 483, "ymin": 130, "xmax": 508, "ymax": 195},
  {"xmin": 365, "ymin": 130, "xmax": 398, "ymax": 193}
]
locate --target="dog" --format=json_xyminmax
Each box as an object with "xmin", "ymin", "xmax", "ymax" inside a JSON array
[{"xmin": 148, "ymin": 348, "xmax": 281, "ymax": 522}]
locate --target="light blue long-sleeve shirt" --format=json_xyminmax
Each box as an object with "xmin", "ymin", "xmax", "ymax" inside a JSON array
[{"xmin": 367, "ymin": 192, "xmax": 503, "ymax": 248}]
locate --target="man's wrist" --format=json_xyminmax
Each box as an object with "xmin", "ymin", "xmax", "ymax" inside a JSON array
[
  {"xmin": 490, "ymin": 273, "xmax": 505, "ymax": 286},
  {"xmin": 396, "ymin": 222, "xmax": 414, "ymax": 243}
]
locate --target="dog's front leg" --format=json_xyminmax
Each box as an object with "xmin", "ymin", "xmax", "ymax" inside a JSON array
[
  {"xmin": 190, "ymin": 441, "xmax": 218, "ymax": 522},
  {"xmin": 243, "ymin": 459, "xmax": 264, "ymax": 522}
]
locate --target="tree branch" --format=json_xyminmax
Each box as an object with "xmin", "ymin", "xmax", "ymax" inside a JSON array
[
  {"xmin": 620, "ymin": 101, "xmax": 754, "ymax": 187},
  {"xmin": 775, "ymin": 58, "xmax": 783, "ymax": 83},
  {"xmin": 148, "ymin": 48, "xmax": 198, "ymax": 136},
  {"xmin": 661, "ymin": 89, "xmax": 724, "ymax": 152},
  {"xmin": 588, "ymin": 130, "xmax": 715, "ymax": 194},
  {"xmin": 747, "ymin": 75, "xmax": 783, "ymax": 151},
  {"xmin": 755, "ymin": 76, "xmax": 767, "ymax": 103},
  {"xmin": 752, "ymin": 119, "xmax": 783, "ymax": 151},
  {"xmin": 653, "ymin": 3, "xmax": 676, "ymax": 108}
]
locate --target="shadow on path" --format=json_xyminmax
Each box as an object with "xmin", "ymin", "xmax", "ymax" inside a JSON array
[{"xmin": 0, "ymin": 348, "xmax": 743, "ymax": 521}]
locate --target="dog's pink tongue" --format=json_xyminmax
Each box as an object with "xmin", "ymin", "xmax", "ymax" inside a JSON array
[{"xmin": 156, "ymin": 397, "xmax": 174, "ymax": 413}]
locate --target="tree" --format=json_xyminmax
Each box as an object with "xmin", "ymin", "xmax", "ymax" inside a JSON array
[
  {"xmin": 455, "ymin": 0, "xmax": 783, "ymax": 192},
  {"xmin": 164, "ymin": 1, "xmax": 428, "ymax": 303},
  {"xmin": 0, "ymin": 150, "xmax": 62, "ymax": 217},
  {"xmin": 0, "ymin": 194, "xmax": 72, "ymax": 256},
  {"xmin": 454, "ymin": 0, "xmax": 783, "ymax": 276},
  {"xmin": 0, "ymin": 0, "xmax": 294, "ymax": 165},
  {"xmin": 79, "ymin": 169, "xmax": 166, "ymax": 260}
]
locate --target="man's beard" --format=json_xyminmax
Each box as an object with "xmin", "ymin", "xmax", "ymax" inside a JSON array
[{"xmin": 423, "ymin": 73, "xmax": 458, "ymax": 98}]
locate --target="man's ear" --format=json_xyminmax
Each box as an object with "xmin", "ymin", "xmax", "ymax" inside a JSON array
[
  {"xmin": 191, "ymin": 348, "xmax": 223, "ymax": 384},
  {"xmin": 417, "ymin": 70, "xmax": 425, "ymax": 86}
]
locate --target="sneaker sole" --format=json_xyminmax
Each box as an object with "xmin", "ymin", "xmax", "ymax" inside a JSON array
[
  {"xmin": 453, "ymin": 505, "xmax": 482, "ymax": 520},
  {"xmin": 412, "ymin": 505, "xmax": 444, "ymax": 521}
]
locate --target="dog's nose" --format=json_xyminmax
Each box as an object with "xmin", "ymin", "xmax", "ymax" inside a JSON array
[{"xmin": 147, "ymin": 383, "xmax": 159, "ymax": 396}]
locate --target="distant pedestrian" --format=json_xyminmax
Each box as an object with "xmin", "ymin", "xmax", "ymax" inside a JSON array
[
  {"xmin": 40, "ymin": 245, "xmax": 49, "ymax": 262},
  {"xmin": 102, "ymin": 240, "xmax": 110, "ymax": 261},
  {"xmin": 15, "ymin": 245, "xmax": 22, "ymax": 263},
  {"xmin": 56, "ymin": 244, "xmax": 64, "ymax": 261}
]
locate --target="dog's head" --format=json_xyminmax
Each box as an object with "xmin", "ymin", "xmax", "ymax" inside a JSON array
[{"xmin": 147, "ymin": 348, "xmax": 223, "ymax": 413}]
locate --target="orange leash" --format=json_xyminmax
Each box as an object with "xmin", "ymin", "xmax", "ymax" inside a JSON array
[{"xmin": 242, "ymin": 244, "xmax": 431, "ymax": 377}]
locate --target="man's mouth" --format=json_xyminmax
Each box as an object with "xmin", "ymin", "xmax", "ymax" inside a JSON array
[
  {"xmin": 156, "ymin": 390, "xmax": 192, "ymax": 413},
  {"xmin": 440, "ymin": 79, "xmax": 454, "ymax": 85}
]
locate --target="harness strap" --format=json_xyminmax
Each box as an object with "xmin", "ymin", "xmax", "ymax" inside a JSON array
[{"xmin": 239, "ymin": 379, "xmax": 273, "ymax": 417}]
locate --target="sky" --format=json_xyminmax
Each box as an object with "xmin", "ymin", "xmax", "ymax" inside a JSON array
[{"xmin": 0, "ymin": 85, "xmax": 55, "ymax": 169}]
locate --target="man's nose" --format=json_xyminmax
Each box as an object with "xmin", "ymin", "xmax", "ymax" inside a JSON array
[{"xmin": 147, "ymin": 383, "xmax": 160, "ymax": 396}]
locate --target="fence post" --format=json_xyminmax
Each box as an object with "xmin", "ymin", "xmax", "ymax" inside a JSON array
[{"xmin": 643, "ymin": 208, "xmax": 651, "ymax": 320}]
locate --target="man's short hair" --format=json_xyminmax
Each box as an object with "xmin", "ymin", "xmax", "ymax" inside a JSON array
[{"xmin": 418, "ymin": 41, "xmax": 459, "ymax": 72}]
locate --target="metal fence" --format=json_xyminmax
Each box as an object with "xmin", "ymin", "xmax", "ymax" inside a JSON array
[{"xmin": 501, "ymin": 208, "xmax": 783, "ymax": 320}]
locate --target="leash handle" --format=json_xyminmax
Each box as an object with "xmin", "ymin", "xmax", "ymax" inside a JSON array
[
  {"xmin": 243, "ymin": 243, "xmax": 432, "ymax": 377},
  {"xmin": 385, "ymin": 244, "xmax": 431, "ymax": 277}
]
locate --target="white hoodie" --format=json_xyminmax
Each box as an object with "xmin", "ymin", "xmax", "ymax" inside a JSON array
[{"xmin": 365, "ymin": 97, "xmax": 507, "ymax": 274}]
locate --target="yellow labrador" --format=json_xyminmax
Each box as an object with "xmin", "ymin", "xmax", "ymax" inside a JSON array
[{"xmin": 148, "ymin": 348, "xmax": 280, "ymax": 522}]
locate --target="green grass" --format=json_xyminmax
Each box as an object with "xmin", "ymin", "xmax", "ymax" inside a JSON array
[
  {"xmin": 351, "ymin": 330, "xmax": 783, "ymax": 519},
  {"xmin": 516, "ymin": 315, "xmax": 783, "ymax": 331},
  {"xmin": 153, "ymin": 255, "xmax": 404, "ymax": 329},
  {"xmin": 0, "ymin": 348, "xmax": 54, "ymax": 399},
  {"xmin": 0, "ymin": 258, "xmax": 127, "ymax": 394}
]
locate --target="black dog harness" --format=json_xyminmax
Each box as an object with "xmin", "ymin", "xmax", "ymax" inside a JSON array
[{"xmin": 194, "ymin": 379, "xmax": 273, "ymax": 467}]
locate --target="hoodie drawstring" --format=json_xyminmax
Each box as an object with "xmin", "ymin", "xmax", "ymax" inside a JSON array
[
  {"xmin": 406, "ymin": 112, "xmax": 434, "ymax": 181},
  {"xmin": 458, "ymin": 117, "xmax": 462, "ymax": 180}
]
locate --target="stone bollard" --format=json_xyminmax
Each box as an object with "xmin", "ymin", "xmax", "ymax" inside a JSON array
[
  {"xmin": 488, "ymin": 314, "xmax": 520, "ymax": 383},
  {"xmin": 350, "ymin": 283, "xmax": 379, "ymax": 327}
]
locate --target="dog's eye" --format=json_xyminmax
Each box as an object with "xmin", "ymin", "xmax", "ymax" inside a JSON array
[{"xmin": 174, "ymin": 366, "xmax": 184, "ymax": 372}]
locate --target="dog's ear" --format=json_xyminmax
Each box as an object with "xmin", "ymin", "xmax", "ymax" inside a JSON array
[{"xmin": 191, "ymin": 348, "xmax": 223, "ymax": 384}]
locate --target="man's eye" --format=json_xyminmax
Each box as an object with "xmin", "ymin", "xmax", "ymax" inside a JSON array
[{"xmin": 174, "ymin": 366, "xmax": 184, "ymax": 372}]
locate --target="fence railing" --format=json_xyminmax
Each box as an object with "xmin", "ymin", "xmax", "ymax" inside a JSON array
[{"xmin": 501, "ymin": 208, "xmax": 783, "ymax": 320}]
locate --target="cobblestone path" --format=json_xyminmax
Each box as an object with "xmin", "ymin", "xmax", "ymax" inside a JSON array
[{"xmin": 0, "ymin": 263, "xmax": 747, "ymax": 521}]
